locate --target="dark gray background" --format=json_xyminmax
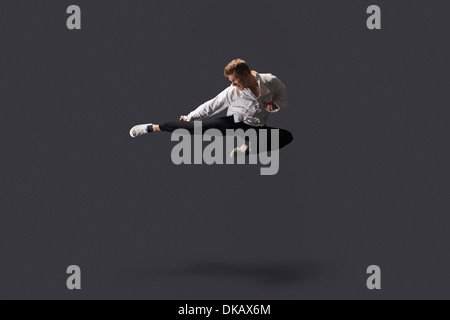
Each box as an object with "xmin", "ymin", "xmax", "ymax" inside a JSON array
[{"xmin": 1, "ymin": 0, "xmax": 449, "ymax": 299}]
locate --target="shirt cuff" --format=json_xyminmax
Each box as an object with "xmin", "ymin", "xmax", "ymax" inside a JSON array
[{"xmin": 267, "ymin": 102, "xmax": 280, "ymax": 113}]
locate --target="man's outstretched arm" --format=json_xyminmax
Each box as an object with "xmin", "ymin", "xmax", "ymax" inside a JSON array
[{"xmin": 181, "ymin": 88, "xmax": 231, "ymax": 121}]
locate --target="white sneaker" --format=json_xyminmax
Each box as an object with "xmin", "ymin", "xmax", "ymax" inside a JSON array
[
  {"xmin": 230, "ymin": 143, "xmax": 251, "ymax": 158},
  {"xmin": 129, "ymin": 124, "xmax": 153, "ymax": 138}
]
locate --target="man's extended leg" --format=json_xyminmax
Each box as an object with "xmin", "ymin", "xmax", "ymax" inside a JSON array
[
  {"xmin": 130, "ymin": 117, "xmax": 293, "ymax": 152},
  {"xmin": 159, "ymin": 116, "xmax": 236, "ymax": 135},
  {"xmin": 130, "ymin": 115, "xmax": 237, "ymax": 138}
]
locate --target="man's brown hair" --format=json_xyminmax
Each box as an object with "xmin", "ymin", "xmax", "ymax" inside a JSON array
[{"xmin": 224, "ymin": 59, "xmax": 251, "ymax": 77}]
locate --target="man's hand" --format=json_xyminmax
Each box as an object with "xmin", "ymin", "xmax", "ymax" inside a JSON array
[
  {"xmin": 266, "ymin": 102, "xmax": 279, "ymax": 112},
  {"xmin": 179, "ymin": 115, "xmax": 186, "ymax": 121}
]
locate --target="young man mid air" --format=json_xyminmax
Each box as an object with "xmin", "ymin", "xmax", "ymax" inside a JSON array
[{"xmin": 129, "ymin": 59, "xmax": 293, "ymax": 155}]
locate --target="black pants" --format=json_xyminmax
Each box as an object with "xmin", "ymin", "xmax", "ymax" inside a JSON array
[{"xmin": 159, "ymin": 116, "xmax": 293, "ymax": 152}]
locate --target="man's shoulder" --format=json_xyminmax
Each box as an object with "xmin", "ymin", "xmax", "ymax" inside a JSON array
[{"xmin": 259, "ymin": 73, "xmax": 277, "ymax": 80}]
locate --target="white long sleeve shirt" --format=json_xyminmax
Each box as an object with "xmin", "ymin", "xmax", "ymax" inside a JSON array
[{"xmin": 185, "ymin": 72, "xmax": 287, "ymax": 127}]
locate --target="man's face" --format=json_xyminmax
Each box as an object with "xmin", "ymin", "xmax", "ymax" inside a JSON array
[{"xmin": 228, "ymin": 71, "xmax": 249, "ymax": 91}]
